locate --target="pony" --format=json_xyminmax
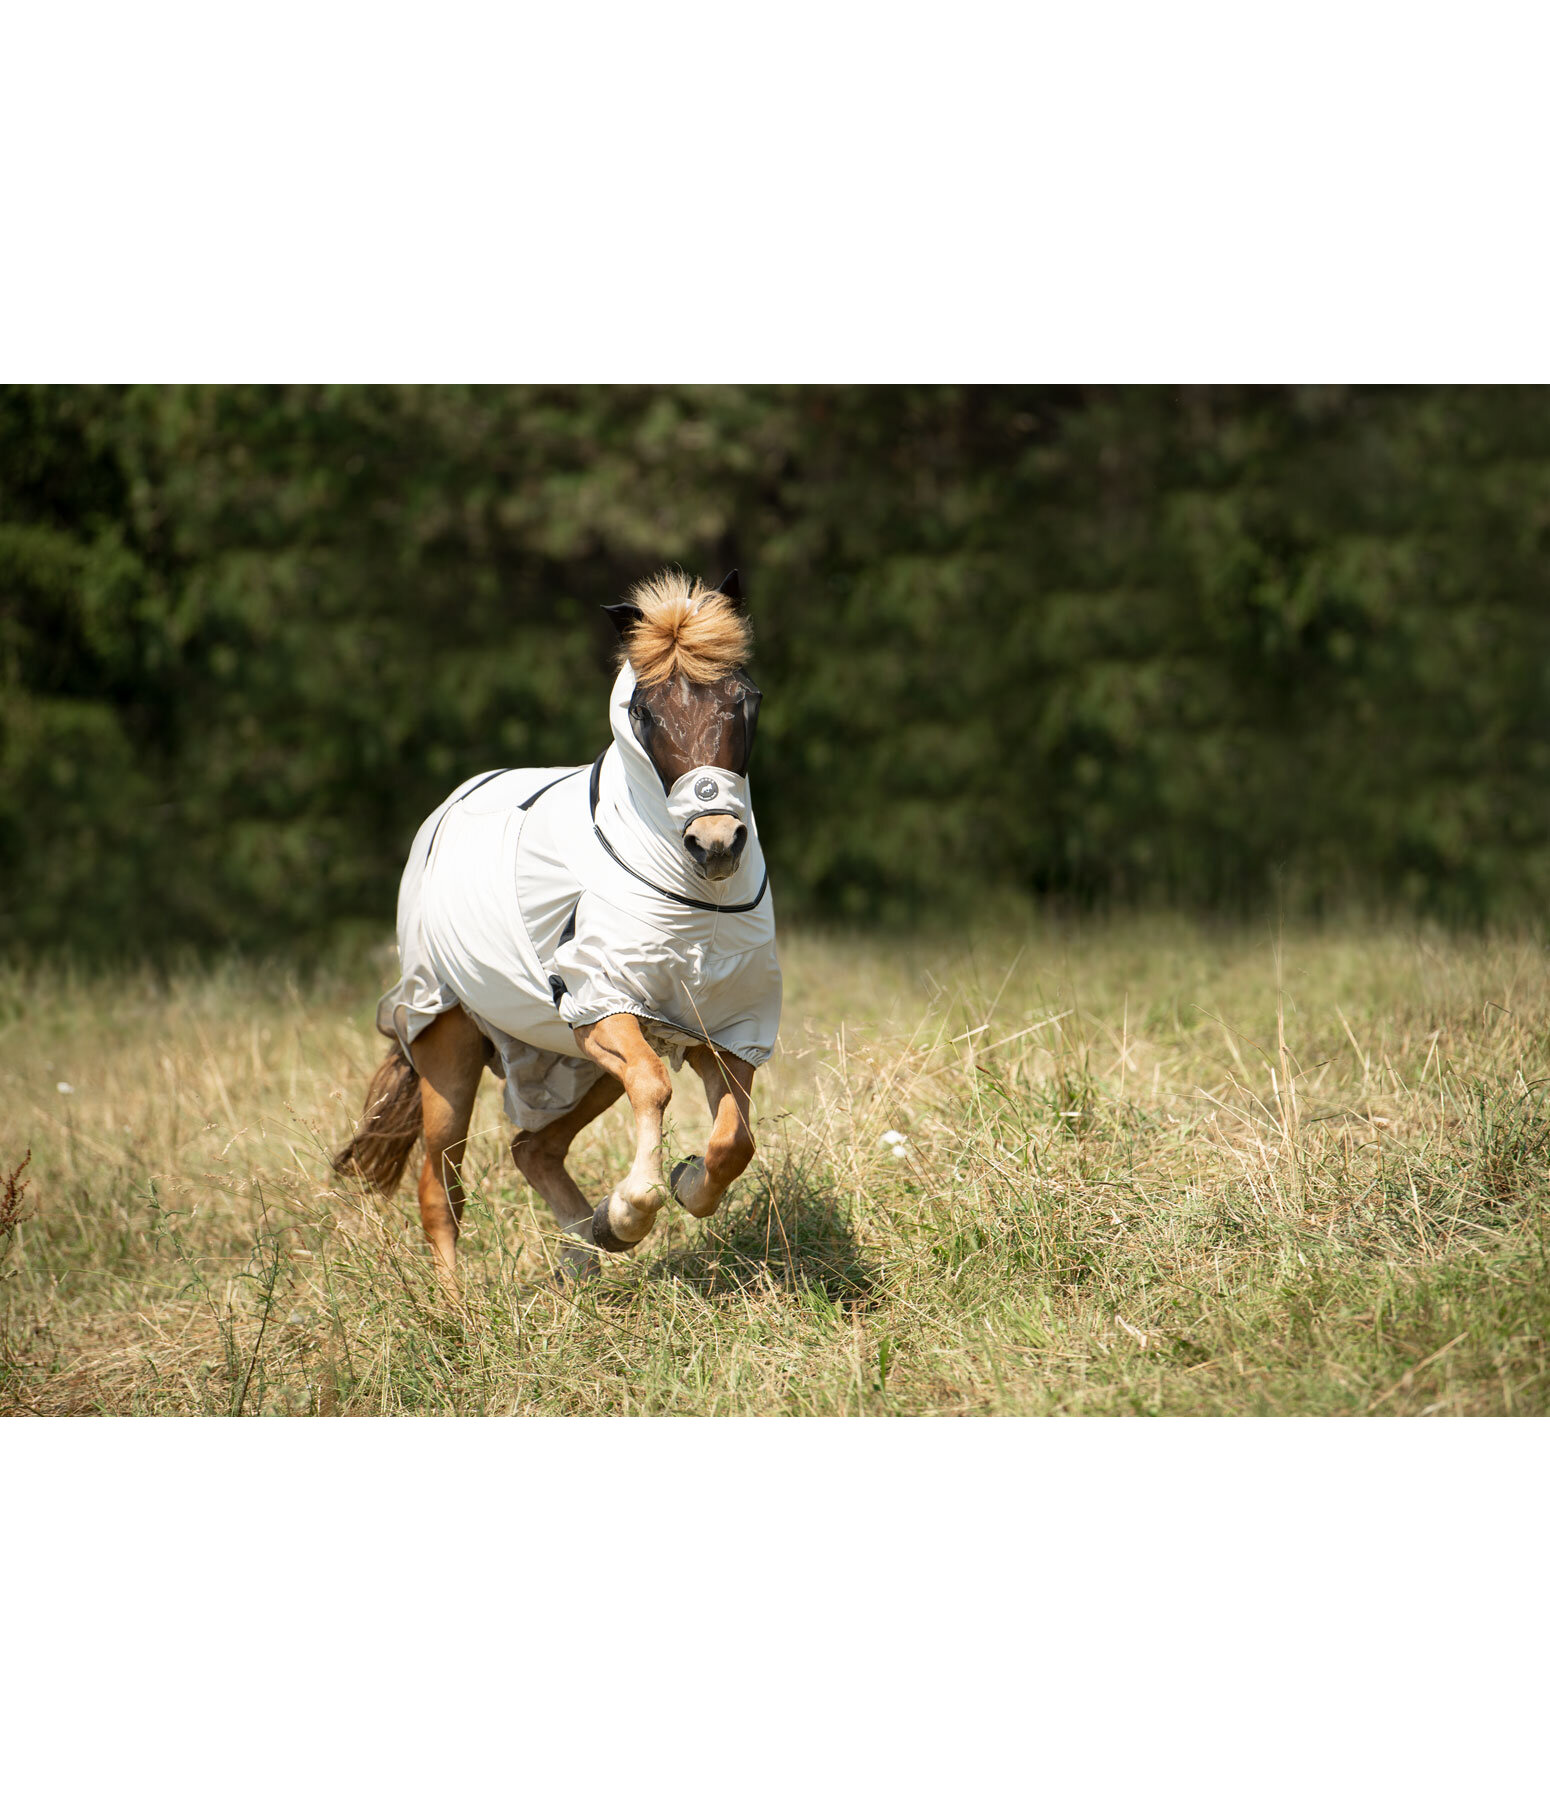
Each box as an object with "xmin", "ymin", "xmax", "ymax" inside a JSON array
[{"xmin": 333, "ymin": 568, "xmax": 780, "ymax": 1284}]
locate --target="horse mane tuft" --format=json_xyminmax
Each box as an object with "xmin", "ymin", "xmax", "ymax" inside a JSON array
[{"xmin": 618, "ymin": 569, "xmax": 752, "ymax": 686}]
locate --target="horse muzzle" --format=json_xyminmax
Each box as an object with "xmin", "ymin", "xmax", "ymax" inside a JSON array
[{"xmin": 683, "ymin": 814, "xmax": 747, "ymax": 881}]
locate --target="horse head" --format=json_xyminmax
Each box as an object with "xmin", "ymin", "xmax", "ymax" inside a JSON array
[{"xmin": 604, "ymin": 569, "xmax": 762, "ymax": 882}]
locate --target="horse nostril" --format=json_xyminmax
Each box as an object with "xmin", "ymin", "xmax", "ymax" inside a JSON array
[{"xmin": 684, "ymin": 820, "xmax": 744, "ymax": 874}]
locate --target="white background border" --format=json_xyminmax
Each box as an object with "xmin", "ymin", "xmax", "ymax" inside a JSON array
[{"xmin": 4, "ymin": 3, "xmax": 1549, "ymax": 379}]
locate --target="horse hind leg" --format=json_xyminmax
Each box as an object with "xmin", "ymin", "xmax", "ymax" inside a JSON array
[
  {"xmin": 509, "ymin": 1073, "xmax": 625, "ymax": 1279},
  {"xmin": 411, "ymin": 1007, "xmax": 490, "ymax": 1288}
]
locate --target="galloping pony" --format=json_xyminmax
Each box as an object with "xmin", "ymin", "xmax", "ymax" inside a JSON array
[{"xmin": 334, "ymin": 569, "xmax": 780, "ymax": 1282}]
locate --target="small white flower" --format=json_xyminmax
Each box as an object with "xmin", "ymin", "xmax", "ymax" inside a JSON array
[
  {"xmin": 891, "ymin": 1141, "xmax": 909, "ymax": 1159},
  {"xmin": 879, "ymin": 1129, "xmax": 907, "ymax": 1146},
  {"xmin": 56, "ymin": 1081, "xmax": 74, "ymax": 1095}
]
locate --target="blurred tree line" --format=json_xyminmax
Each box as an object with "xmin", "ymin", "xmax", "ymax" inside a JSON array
[{"xmin": 2, "ymin": 385, "xmax": 1547, "ymax": 959}]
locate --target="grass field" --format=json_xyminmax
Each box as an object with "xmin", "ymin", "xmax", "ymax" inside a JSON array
[{"xmin": 2, "ymin": 918, "xmax": 1548, "ymax": 1416}]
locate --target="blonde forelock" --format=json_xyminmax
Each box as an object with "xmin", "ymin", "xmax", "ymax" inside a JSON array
[{"xmin": 617, "ymin": 568, "xmax": 752, "ymax": 686}]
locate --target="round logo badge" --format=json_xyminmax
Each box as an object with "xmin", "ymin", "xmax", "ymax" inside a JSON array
[{"xmin": 694, "ymin": 776, "xmax": 719, "ymax": 802}]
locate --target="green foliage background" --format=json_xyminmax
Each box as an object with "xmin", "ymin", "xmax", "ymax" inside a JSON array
[{"xmin": 2, "ymin": 385, "xmax": 1547, "ymax": 957}]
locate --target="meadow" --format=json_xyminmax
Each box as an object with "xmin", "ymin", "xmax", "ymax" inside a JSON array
[{"xmin": 2, "ymin": 918, "xmax": 1547, "ymax": 1416}]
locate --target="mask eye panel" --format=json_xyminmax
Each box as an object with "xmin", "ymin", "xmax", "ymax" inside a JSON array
[{"xmin": 628, "ymin": 697, "xmax": 673, "ymax": 791}]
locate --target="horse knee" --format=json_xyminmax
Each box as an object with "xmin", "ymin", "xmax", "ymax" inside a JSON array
[{"xmin": 633, "ymin": 1066, "xmax": 672, "ymax": 1116}]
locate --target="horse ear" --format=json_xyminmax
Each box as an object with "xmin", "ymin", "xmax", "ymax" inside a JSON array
[
  {"xmin": 602, "ymin": 602, "xmax": 644, "ymax": 640},
  {"xmin": 712, "ymin": 569, "xmax": 745, "ymax": 609}
]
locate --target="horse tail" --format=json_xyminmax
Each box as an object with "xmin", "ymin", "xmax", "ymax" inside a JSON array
[{"xmin": 333, "ymin": 1045, "xmax": 423, "ymax": 1193}]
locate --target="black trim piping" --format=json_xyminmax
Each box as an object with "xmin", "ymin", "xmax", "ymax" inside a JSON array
[
  {"xmin": 518, "ymin": 771, "xmax": 581, "ymax": 813},
  {"xmin": 424, "ymin": 766, "xmax": 583, "ymax": 865},
  {"xmin": 426, "ymin": 767, "xmax": 509, "ymax": 863},
  {"xmin": 588, "ymin": 751, "xmax": 769, "ymax": 914}
]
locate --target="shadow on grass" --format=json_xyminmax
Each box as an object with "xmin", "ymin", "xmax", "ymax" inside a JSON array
[{"xmin": 644, "ymin": 1152, "xmax": 879, "ymax": 1307}]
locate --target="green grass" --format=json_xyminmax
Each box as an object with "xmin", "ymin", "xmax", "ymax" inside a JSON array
[{"xmin": 3, "ymin": 917, "xmax": 1548, "ymax": 1415}]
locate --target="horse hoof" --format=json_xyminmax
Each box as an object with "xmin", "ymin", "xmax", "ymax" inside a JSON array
[
  {"xmin": 590, "ymin": 1198, "xmax": 637, "ymax": 1254},
  {"xmin": 671, "ymin": 1157, "xmax": 704, "ymax": 1207}
]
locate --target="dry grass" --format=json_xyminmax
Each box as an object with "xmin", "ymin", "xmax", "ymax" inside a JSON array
[{"xmin": 2, "ymin": 918, "xmax": 1548, "ymax": 1415}]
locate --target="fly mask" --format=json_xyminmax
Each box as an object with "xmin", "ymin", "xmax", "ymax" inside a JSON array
[{"xmin": 593, "ymin": 660, "xmax": 768, "ymax": 907}]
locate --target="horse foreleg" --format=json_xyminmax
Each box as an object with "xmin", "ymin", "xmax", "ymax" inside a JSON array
[
  {"xmin": 673, "ymin": 1046, "xmax": 756, "ymax": 1218},
  {"xmin": 574, "ymin": 1014, "xmax": 673, "ymax": 1252},
  {"xmin": 509, "ymin": 1073, "xmax": 624, "ymax": 1277},
  {"xmin": 412, "ymin": 1006, "xmax": 489, "ymax": 1289}
]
